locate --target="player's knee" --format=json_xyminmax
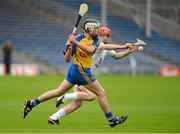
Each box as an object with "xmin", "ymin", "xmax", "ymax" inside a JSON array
[
  {"xmin": 88, "ymin": 94, "xmax": 96, "ymax": 101},
  {"xmin": 98, "ymin": 88, "xmax": 106, "ymax": 97},
  {"xmin": 73, "ymin": 85, "xmax": 79, "ymax": 92}
]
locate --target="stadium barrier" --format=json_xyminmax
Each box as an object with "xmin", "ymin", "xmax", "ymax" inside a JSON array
[
  {"xmin": 0, "ymin": 64, "xmax": 39, "ymax": 76},
  {"xmin": 160, "ymin": 66, "xmax": 180, "ymax": 77}
]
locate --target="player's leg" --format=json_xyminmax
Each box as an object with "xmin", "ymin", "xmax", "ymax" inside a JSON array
[
  {"xmin": 37, "ymin": 79, "xmax": 73, "ymax": 102},
  {"xmin": 22, "ymin": 79, "xmax": 74, "ymax": 119},
  {"xmin": 84, "ymin": 80, "xmax": 110, "ymax": 113},
  {"xmin": 58, "ymin": 81, "xmax": 110, "ymax": 113},
  {"xmin": 54, "ymin": 66, "xmax": 127, "ymax": 127},
  {"xmin": 55, "ymin": 79, "xmax": 127, "ymax": 127},
  {"xmin": 60, "ymin": 85, "xmax": 96, "ymax": 116},
  {"xmin": 48, "ymin": 99, "xmax": 83, "ymax": 125},
  {"xmin": 84, "ymin": 80, "xmax": 128, "ymax": 127},
  {"xmin": 74, "ymin": 85, "xmax": 97, "ymax": 101},
  {"xmin": 49, "ymin": 85, "xmax": 94, "ymax": 125},
  {"xmin": 56, "ymin": 85, "xmax": 96, "ymax": 107},
  {"xmin": 55, "ymin": 65, "xmax": 96, "ymax": 106}
]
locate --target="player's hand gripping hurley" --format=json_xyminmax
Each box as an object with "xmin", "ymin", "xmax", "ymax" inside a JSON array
[{"xmin": 63, "ymin": 3, "xmax": 88, "ymax": 55}]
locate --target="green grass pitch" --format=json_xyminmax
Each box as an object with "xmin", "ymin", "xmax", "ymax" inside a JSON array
[{"xmin": 0, "ymin": 75, "xmax": 180, "ymax": 133}]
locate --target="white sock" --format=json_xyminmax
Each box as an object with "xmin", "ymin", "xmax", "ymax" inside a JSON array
[
  {"xmin": 63, "ymin": 92, "xmax": 78, "ymax": 102},
  {"xmin": 49, "ymin": 108, "xmax": 66, "ymax": 120}
]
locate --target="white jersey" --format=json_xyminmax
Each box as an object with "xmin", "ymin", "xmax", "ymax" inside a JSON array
[{"xmin": 91, "ymin": 42, "xmax": 116, "ymax": 74}]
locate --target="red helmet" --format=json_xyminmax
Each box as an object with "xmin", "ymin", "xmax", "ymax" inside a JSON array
[{"xmin": 98, "ymin": 27, "xmax": 111, "ymax": 36}]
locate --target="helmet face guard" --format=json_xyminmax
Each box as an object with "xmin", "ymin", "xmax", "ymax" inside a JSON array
[{"xmin": 82, "ymin": 19, "xmax": 101, "ymax": 37}]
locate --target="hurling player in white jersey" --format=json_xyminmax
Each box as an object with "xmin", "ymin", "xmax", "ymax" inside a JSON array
[
  {"xmin": 48, "ymin": 27, "xmax": 139, "ymax": 125},
  {"xmin": 92, "ymin": 27, "xmax": 133, "ymax": 74}
]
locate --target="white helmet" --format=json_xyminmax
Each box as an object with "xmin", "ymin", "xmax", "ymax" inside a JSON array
[{"xmin": 82, "ymin": 19, "xmax": 101, "ymax": 36}]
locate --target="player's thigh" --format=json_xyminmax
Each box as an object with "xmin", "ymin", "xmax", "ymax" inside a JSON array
[
  {"xmin": 56, "ymin": 79, "xmax": 74, "ymax": 95},
  {"xmin": 73, "ymin": 85, "xmax": 88, "ymax": 92},
  {"xmin": 72, "ymin": 85, "xmax": 84, "ymax": 106},
  {"xmin": 84, "ymin": 80, "xmax": 105, "ymax": 96},
  {"xmin": 81, "ymin": 86, "xmax": 96, "ymax": 98},
  {"xmin": 74, "ymin": 85, "xmax": 97, "ymax": 99}
]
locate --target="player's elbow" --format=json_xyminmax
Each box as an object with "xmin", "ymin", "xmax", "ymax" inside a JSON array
[
  {"xmin": 64, "ymin": 54, "xmax": 72, "ymax": 63},
  {"xmin": 87, "ymin": 94, "xmax": 96, "ymax": 101},
  {"xmin": 89, "ymin": 49, "xmax": 95, "ymax": 54},
  {"xmin": 87, "ymin": 48, "xmax": 95, "ymax": 54},
  {"xmin": 99, "ymin": 45, "xmax": 106, "ymax": 50},
  {"xmin": 64, "ymin": 56, "xmax": 71, "ymax": 63}
]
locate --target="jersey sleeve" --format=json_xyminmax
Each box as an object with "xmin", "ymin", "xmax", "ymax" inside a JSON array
[
  {"xmin": 107, "ymin": 50, "xmax": 116, "ymax": 56},
  {"xmin": 71, "ymin": 44, "xmax": 77, "ymax": 56},
  {"xmin": 91, "ymin": 37, "xmax": 99, "ymax": 52}
]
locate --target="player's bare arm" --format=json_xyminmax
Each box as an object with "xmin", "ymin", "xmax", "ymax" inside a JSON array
[
  {"xmin": 99, "ymin": 42, "xmax": 132, "ymax": 50},
  {"xmin": 112, "ymin": 49, "xmax": 130, "ymax": 59},
  {"xmin": 112, "ymin": 45, "xmax": 138, "ymax": 59},
  {"xmin": 64, "ymin": 47, "xmax": 72, "ymax": 63},
  {"xmin": 68, "ymin": 34, "xmax": 95, "ymax": 54}
]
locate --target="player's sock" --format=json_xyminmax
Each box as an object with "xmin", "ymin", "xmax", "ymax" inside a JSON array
[
  {"xmin": 63, "ymin": 93, "xmax": 78, "ymax": 102},
  {"xmin": 30, "ymin": 98, "xmax": 40, "ymax": 108},
  {"xmin": 50, "ymin": 108, "xmax": 66, "ymax": 120},
  {"xmin": 105, "ymin": 112, "xmax": 116, "ymax": 122}
]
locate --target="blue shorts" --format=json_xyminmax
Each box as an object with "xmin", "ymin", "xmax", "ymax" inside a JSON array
[{"xmin": 66, "ymin": 64, "xmax": 96, "ymax": 86}]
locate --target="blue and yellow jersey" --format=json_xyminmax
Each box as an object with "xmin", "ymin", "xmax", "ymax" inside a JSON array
[{"xmin": 71, "ymin": 33, "xmax": 99, "ymax": 68}]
